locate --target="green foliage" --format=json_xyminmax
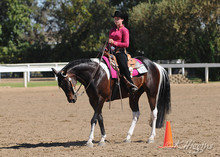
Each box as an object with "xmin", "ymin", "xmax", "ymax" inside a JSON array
[
  {"xmin": 81, "ymin": 0, "xmax": 114, "ymax": 52},
  {"xmin": 46, "ymin": 0, "xmax": 114, "ymax": 61},
  {"xmin": 129, "ymin": 0, "xmax": 219, "ymax": 61},
  {"xmin": 129, "ymin": 0, "xmax": 219, "ymax": 80},
  {"xmin": 0, "ymin": 81, "xmax": 57, "ymax": 87},
  {"xmin": 110, "ymin": 0, "xmax": 146, "ymax": 11},
  {"xmin": 0, "ymin": 0, "xmax": 45, "ymax": 63}
]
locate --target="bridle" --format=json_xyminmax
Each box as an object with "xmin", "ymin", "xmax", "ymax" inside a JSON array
[
  {"xmin": 60, "ymin": 72, "xmax": 78, "ymax": 97},
  {"xmin": 58, "ymin": 40, "xmax": 123, "ymax": 109},
  {"xmin": 59, "ymin": 40, "xmax": 108, "ymax": 98},
  {"xmin": 59, "ymin": 54, "xmax": 103, "ymax": 98}
]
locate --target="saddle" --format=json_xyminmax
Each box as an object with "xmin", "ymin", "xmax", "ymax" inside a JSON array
[
  {"xmin": 102, "ymin": 50, "xmax": 147, "ymax": 101},
  {"xmin": 103, "ymin": 51, "xmax": 144, "ymax": 76},
  {"xmin": 127, "ymin": 53, "xmax": 140, "ymax": 69}
]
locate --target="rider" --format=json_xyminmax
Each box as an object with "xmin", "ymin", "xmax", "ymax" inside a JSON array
[{"xmin": 107, "ymin": 10, "xmax": 138, "ymax": 94}]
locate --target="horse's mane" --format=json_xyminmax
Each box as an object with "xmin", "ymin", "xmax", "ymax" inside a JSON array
[{"xmin": 62, "ymin": 58, "xmax": 93, "ymax": 72}]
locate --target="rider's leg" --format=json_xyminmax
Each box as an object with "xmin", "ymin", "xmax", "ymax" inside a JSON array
[{"xmin": 115, "ymin": 52, "xmax": 138, "ymax": 93}]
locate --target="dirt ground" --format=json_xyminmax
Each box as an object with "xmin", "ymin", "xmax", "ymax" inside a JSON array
[{"xmin": 0, "ymin": 83, "xmax": 219, "ymax": 157}]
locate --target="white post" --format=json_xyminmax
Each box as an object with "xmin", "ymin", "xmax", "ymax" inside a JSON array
[
  {"xmin": 168, "ymin": 67, "xmax": 172, "ymax": 76},
  {"xmin": 24, "ymin": 72, "xmax": 27, "ymax": 88},
  {"xmin": 205, "ymin": 67, "xmax": 209, "ymax": 83},
  {"xmin": 182, "ymin": 60, "xmax": 185, "ymax": 76},
  {"xmin": 27, "ymin": 64, "xmax": 30, "ymax": 82},
  {"xmin": 55, "ymin": 64, "xmax": 58, "ymax": 81}
]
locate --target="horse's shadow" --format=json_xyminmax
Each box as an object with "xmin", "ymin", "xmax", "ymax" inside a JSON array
[{"xmin": 0, "ymin": 141, "xmax": 87, "ymax": 149}]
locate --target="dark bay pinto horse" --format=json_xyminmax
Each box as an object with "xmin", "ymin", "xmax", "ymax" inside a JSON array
[{"xmin": 52, "ymin": 56, "xmax": 171, "ymax": 147}]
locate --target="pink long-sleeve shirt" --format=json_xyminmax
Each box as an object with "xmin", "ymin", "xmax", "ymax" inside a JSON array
[{"xmin": 109, "ymin": 25, "xmax": 129, "ymax": 48}]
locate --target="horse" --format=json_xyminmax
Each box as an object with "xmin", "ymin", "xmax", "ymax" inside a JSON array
[{"xmin": 52, "ymin": 56, "xmax": 171, "ymax": 147}]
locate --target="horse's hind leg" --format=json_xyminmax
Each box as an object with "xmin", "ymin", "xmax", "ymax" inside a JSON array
[
  {"xmin": 125, "ymin": 93, "xmax": 142, "ymax": 143},
  {"xmin": 125, "ymin": 111, "xmax": 140, "ymax": 143},
  {"xmin": 147, "ymin": 96, "xmax": 158, "ymax": 143}
]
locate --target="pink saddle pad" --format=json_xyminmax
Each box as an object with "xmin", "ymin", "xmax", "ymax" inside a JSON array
[{"xmin": 102, "ymin": 56, "xmax": 142, "ymax": 79}]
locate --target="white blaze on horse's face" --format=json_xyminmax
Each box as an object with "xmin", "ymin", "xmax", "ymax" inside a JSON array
[{"xmin": 91, "ymin": 58, "xmax": 110, "ymax": 80}]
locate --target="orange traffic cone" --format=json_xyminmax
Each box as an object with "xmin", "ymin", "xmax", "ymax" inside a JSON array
[{"xmin": 159, "ymin": 121, "xmax": 176, "ymax": 148}]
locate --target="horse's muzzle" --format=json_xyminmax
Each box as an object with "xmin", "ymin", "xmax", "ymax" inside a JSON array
[
  {"xmin": 66, "ymin": 93, "xmax": 77, "ymax": 103},
  {"xmin": 69, "ymin": 99, "xmax": 76, "ymax": 103}
]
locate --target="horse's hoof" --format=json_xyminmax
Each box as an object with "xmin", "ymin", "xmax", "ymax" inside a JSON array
[
  {"xmin": 98, "ymin": 141, "xmax": 105, "ymax": 147},
  {"xmin": 124, "ymin": 139, "xmax": 131, "ymax": 143},
  {"xmin": 147, "ymin": 138, "xmax": 154, "ymax": 144},
  {"xmin": 86, "ymin": 142, "xmax": 94, "ymax": 148}
]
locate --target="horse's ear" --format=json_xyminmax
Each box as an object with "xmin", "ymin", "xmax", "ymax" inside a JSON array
[{"xmin": 52, "ymin": 68, "xmax": 58, "ymax": 76}]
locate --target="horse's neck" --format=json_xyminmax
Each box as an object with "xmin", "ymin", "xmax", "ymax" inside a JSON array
[{"xmin": 68, "ymin": 62, "xmax": 97, "ymax": 85}]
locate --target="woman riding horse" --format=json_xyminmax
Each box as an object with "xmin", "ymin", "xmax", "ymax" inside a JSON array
[{"xmin": 107, "ymin": 10, "xmax": 138, "ymax": 94}]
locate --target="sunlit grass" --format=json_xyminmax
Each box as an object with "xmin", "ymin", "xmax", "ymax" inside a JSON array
[
  {"xmin": 188, "ymin": 77, "xmax": 220, "ymax": 83},
  {"xmin": 0, "ymin": 81, "xmax": 58, "ymax": 87},
  {"xmin": 188, "ymin": 77, "xmax": 203, "ymax": 83}
]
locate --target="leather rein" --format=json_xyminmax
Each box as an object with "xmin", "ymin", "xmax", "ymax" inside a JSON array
[{"xmin": 63, "ymin": 41, "xmax": 107, "ymax": 97}]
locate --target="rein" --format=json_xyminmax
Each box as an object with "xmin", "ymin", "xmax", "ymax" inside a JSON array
[
  {"xmin": 72, "ymin": 41, "xmax": 107, "ymax": 97},
  {"xmin": 66, "ymin": 41, "xmax": 124, "ymax": 111},
  {"xmin": 108, "ymin": 44, "xmax": 123, "ymax": 110}
]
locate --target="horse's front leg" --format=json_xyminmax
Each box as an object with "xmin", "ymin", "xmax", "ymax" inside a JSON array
[
  {"xmin": 87, "ymin": 113, "xmax": 98, "ymax": 147},
  {"xmin": 86, "ymin": 113, "xmax": 106, "ymax": 147},
  {"xmin": 97, "ymin": 114, "xmax": 106, "ymax": 146}
]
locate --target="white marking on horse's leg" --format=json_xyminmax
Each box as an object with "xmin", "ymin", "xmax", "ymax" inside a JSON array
[
  {"xmin": 87, "ymin": 123, "xmax": 95, "ymax": 147},
  {"xmin": 125, "ymin": 111, "xmax": 140, "ymax": 142},
  {"xmin": 148, "ymin": 107, "xmax": 158, "ymax": 143},
  {"xmin": 98, "ymin": 134, "xmax": 107, "ymax": 146}
]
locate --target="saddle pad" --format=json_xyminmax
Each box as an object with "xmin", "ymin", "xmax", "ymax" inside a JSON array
[{"xmin": 102, "ymin": 56, "xmax": 147, "ymax": 79}]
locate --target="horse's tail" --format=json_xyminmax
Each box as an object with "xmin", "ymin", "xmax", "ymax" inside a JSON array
[{"xmin": 154, "ymin": 62, "xmax": 171, "ymax": 128}]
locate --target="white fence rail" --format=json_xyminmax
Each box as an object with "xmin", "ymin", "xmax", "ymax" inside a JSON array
[
  {"xmin": 0, "ymin": 62, "xmax": 220, "ymax": 87},
  {"xmin": 160, "ymin": 63, "xmax": 220, "ymax": 83},
  {"xmin": 0, "ymin": 63, "xmax": 68, "ymax": 87}
]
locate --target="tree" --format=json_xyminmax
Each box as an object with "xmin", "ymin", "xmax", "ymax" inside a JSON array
[
  {"xmin": 81, "ymin": 0, "xmax": 114, "ymax": 52},
  {"xmin": 129, "ymin": 0, "xmax": 219, "ymax": 80},
  {"xmin": 0, "ymin": 0, "xmax": 49, "ymax": 63},
  {"xmin": 109, "ymin": 0, "xmax": 162, "ymax": 12},
  {"xmin": 0, "ymin": 0, "xmax": 33, "ymax": 63},
  {"xmin": 129, "ymin": 0, "xmax": 219, "ymax": 59},
  {"xmin": 45, "ymin": 0, "xmax": 114, "ymax": 61}
]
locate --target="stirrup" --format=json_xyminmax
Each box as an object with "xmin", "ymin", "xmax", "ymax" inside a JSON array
[
  {"xmin": 121, "ymin": 75, "xmax": 138, "ymax": 94},
  {"xmin": 129, "ymin": 83, "xmax": 138, "ymax": 94}
]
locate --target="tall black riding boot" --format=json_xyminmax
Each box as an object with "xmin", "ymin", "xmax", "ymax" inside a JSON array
[{"xmin": 115, "ymin": 51, "xmax": 138, "ymax": 94}]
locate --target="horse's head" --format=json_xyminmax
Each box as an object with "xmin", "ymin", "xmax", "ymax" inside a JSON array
[{"xmin": 52, "ymin": 68, "xmax": 77, "ymax": 103}]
